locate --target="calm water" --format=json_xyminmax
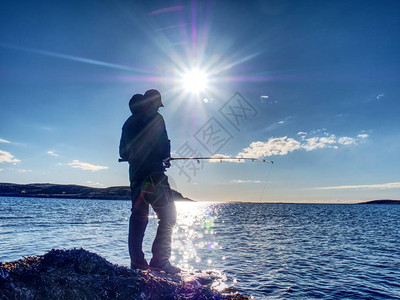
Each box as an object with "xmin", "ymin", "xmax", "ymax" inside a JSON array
[{"xmin": 1, "ymin": 197, "xmax": 400, "ymax": 299}]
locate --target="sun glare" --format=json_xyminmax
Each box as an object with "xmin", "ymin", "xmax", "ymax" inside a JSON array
[{"xmin": 181, "ymin": 69, "xmax": 208, "ymax": 93}]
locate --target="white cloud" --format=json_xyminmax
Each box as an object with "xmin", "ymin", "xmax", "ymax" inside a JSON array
[
  {"xmin": 338, "ymin": 137, "xmax": 356, "ymax": 145},
  {"xmin": 232, "ymin": 179, "xmax": 262, "ymax": 184},
  {"xmin": 0, "ymin": 138, "xmax": 11, "ymax": 144},
  {"xmin": 17, "ymin": 169, "xmax": 32, "ymax": 173},
  {"xmin": 357, "ymin": 134, "xmax": 369, "ymax": 139},
  {"xmin": 209, "ymin": 154, "xmax": 244, "ymax": 163},
  {"xmin": 47, "ymin": 150, "xmax": 59, "ymax": 157},
  {"xmin": 262, "ymin": 116, "xmax": 292, "ymax": 132},
  {"xmin": 302, "ymin": 135, "xmax": 337, "ymax": 151},
  {"xmin": 0, "ymin": 168, "xmax": 3, "ymax": 172},
  {"xmin": 68, "ymin": 160, "xmax": 109, "ymax": 171},
  {"xmin": 310, "ymin": 128, "xmax": 327, "ymax": 135},
  {"xmin": 315, "ymin": 182, "xmax": 400, "ymax": 190},
  {"xmin": 297, "ymin": 131, "xmax": 307, "ymax": 135},
  {"xmin": 210, "ymin": 154, "xmax": 231, "ymax": 159},
  {"xmin": 238, "ymin": 137, "xmax": 301, "ymax": 157},
  {"xmin": 86, "ymin": 180, "xmax": 104, "ymax": 187},
  {"xmin": 0, "ymin": 150, "xmax": 20, "ymax": 164},
  {"xmin": 238, "ymin": 132, "xmax": 368, "ymax": 158},
  {"xmin": 260, "ymin": 95, "xmax": 277, "ymax": 104}
]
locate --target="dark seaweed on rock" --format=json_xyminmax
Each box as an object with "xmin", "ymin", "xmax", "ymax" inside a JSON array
[{"xmin": 0, "ymin": 249, "xmax": 248, "ymax": 300}]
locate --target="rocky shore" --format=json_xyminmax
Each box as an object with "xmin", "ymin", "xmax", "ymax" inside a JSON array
[{"xmin": 0, "ymin": 249, "xmax": 247, "ymax": 300}]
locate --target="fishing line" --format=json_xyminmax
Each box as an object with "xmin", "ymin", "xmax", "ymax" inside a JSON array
[{"xmin": 259, "ymin": 162, "xmax": 273, "ymax": 202}]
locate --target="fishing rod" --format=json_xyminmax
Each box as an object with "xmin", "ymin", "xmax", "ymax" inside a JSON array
[
  {"xmin": 118, "ymin": 157, "xmax": 273, "ymax": 164},
  {"xmin": 118, "ymin": 156, "xmax": 274, "ymax": 201}
]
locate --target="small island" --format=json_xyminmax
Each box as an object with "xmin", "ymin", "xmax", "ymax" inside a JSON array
[
  {"xmin": 358, "ymin": 199, "xmax": 400, "ymax": 204},
  {"xmin": 0, "ymin": 182, "xmax": 193, "ymax": 201}
]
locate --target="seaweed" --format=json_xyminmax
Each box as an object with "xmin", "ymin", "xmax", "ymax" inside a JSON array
[{"xmin": 0, "ymin": 249, "xmax": 248, "ymax": 300}]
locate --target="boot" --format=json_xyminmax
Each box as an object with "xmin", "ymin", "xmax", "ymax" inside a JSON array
[
  {"xmin": 131, "ymin": 258, "xmax": 149, "ymax": 270},
  {"xmin": 149, "ymin": 260, "xmax": 181, "ymax": 274}
]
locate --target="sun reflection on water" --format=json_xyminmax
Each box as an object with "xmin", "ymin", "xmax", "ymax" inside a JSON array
[
  {"xmin": 172, "ymin": 202, "xmax": 221, "ymax": 271},
  {"xmin": 169, "ymin": 201, "xmax": 235, "ymax": 293}
]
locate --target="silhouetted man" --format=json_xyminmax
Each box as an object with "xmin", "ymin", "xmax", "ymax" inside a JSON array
[{"xmin": 119, "ymin": 90, "xmax": 180, "ymax": 274}]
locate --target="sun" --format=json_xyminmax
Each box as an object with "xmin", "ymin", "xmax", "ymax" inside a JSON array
[{"xmin": 181, "ymin": 69, "xmax": 208, "ymax": 93}]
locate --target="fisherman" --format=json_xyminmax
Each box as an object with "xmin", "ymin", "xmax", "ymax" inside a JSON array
[{"xmin": 119, "ymin": 89, "xmax": 180, "ymax": 274}]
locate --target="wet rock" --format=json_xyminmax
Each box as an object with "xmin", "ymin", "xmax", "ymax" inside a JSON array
[{"xmin": 0, "ymin": 249, "xmax": 248, "ymax": 300}]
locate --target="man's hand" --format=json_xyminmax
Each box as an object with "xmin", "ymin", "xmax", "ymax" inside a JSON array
[{"xmin": 163, "ymin": 157, "xmax": 171, "ymax": 168}]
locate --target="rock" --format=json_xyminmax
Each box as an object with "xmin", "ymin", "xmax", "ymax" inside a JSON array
[{"xmin": 0, "ymin": 249, "xmax": 247, "ymax": 299}]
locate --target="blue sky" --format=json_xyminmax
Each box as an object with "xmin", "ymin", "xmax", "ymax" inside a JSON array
[{"xmin": 1, "ymin": 0, "xmax": 399, "ymax": 203}]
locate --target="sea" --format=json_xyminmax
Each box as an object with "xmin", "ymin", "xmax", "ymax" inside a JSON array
[{"xmin": 1, "ymin": 197, "xmax": 400, "ymax": 299}]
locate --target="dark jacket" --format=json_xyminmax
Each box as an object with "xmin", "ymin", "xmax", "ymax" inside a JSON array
[{"xmin": 119, "ymin": 112, "xmax": 170, "ymax": 179}]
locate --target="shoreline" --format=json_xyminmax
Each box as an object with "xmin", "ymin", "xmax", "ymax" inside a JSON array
[{"xmin": 0, "ymin": 182, "xmax": 193, "ymax": 202}]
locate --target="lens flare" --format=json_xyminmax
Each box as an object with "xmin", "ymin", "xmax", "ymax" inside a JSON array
[{"xmin": 204, "ymin": 217, "xmax": 214, "ymax": 230}]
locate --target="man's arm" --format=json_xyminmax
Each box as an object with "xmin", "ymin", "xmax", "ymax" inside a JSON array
[{"xmin": 151, "ymin": 114, "xmax": 171, "ymax": 167}]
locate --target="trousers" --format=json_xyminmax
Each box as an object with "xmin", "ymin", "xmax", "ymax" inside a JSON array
[{"xmin": 128, "ymin": 171, "xmax": 177, "ymax": 265}]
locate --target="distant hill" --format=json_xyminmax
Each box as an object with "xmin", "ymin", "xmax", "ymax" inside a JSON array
[
  {"xmin": 0, "ymin": 182, "xmax": 193, "ymax": 201},
  {"xmin": 358, "ymin": 199, "xmax": 400, "ymax": 204}
]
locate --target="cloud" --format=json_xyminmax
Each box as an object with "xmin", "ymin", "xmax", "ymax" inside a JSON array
[
  {"xmin": 209, "ymin": 154, "xmax": 244, "ymax": 163},
  {"xmin": 17, "ymin": 169, "xmax": 32, "ymax": 173},
  {"xmin": 302, "ymin": 135, "xmax": 337, "ymax": 151},
  {"xmin": 357, "ymin": 134, "xmax": 369, "ymax": 139},
  {"xmin": 238, "ymin": 137, "xmax": 301, "ymax": 157},
  {"xmin": 238, "ymin": 131, "xmax": 368, "ymax": 158},
  {"xmin": 262, "ymin": 117, "xmax": 292, "ymax": 132},
  {"xmin": 260, "ymin": 95, "xmax": 278, "ymax": 104},
  {"xmin": 47, "ymin": 150, "xmax": 59, "ymax": 157},
  {"xmin": 310, "ymin": 128, "xmax": 327, "ymax": 134},
  {"xmin": 315, "ymin": 182, "xmax": 400, "ymax": 190},
  {"xmin": 232, "ymin": 179, "xmax": 262, "ymax": 184},
  {"xmin": 0, "ymin": 150, "xmax": 20, "ymax": 164},
  {"xmin": 0, "ymin": 138, "xmax": 11, "ymax": 144},
  {"xmin": 86, "ymin": 180, "xmax": 104, "ymax": 187},
  {"xmin": 68, "ymin": 160, "xmax": 108, "ymax": 171},
  {"xmin": 0, "ymin": 168, "xmax": 3, "ymax": 172},
  {"xmin": 338, "ymin": 137, "xmax": 356, "ymax": 145},
  {"xmin": 297, "ymin": 132, "xmax": 307, "ymax": 136}
]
